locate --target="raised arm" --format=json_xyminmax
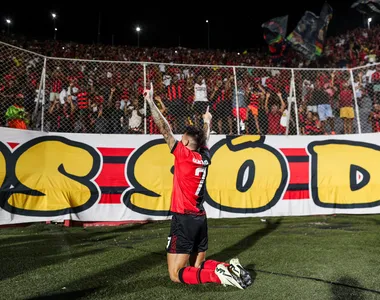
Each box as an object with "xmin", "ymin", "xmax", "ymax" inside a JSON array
[
  {"xmin": 144, "ymin": 84, "xmax": 176, "ymax": 150},
  {"xmin": 202, "ymin": 106, "xmax": 212, "ymax": 146}
]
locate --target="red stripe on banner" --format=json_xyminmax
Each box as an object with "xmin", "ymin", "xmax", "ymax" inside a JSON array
[
  {"xmin": 283, "ymin": 190, "xmax": 310, "ymax": 200},
  {"xmin": 99, "ymin": 193, "xmax": 123, "ymax": 204},
  {"xmin": 95, "ymin": 164, "xmax": 129, "ymax": 187},
  {"xmin": 97, "ymin": 147, "xmax": 134, "ymax": 157},
  {"xmin": 288, "ymin": 162, "xmax": 309, "ymax": 184},
  {"xmin": 280, "ymin": 148, "xmax": 308, "ymax": 157},
  {"xmin": 7, "ymin": 142, "xmax": 19, "ymax": 149}
]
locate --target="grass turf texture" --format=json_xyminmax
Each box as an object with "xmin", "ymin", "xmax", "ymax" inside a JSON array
[{"xmin": 0, "ymin": 215, "xmax": 380, "ymax": 300}]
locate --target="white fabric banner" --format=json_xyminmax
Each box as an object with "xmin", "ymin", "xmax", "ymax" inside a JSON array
[{"xmin": 1, "ymin": 127, "xmax": 380, "ymax": 225}]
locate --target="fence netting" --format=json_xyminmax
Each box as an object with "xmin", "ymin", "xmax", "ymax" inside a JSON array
[
  {"xmin": 2, "ymin": 41, "xmax": 379, "ymax": 136},
  {"xmin": 235, "ymin": 67, "xmax": 293, "ymax": 135},
  {"xmin": 0, "ymin": 42, "xmax": 44, "ymax": 131},
  {"xmin": 293, "ymin": 69, "xmax": 359, "ymax": 135},
  {"xmin": 44, "ymin": 58, "xmax": 144, "ymax": 134},
  {"xmin": 146, "ymin": 64, "xmax": 236, "ymax": 135},
  {"xmin": 351, "ymin": 64, "xmax": 380, "ymax": 134}
]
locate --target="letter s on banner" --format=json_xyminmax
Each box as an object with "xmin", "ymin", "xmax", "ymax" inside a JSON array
[
  {"xmin": 308, "ymin": 140, "xmax": 380, "ymax": 208},
  {"xmin": 206, "ymin": 136, "xmax": 289, "ymax": 213},
  {"xmin": 0, "ymin": 142, "xmax": 11, "ymax": 189},
  {"xmin": 2, "ymin": 136, "xmax": 101, "ymax": 216},
  {"xmin": 123, "ymin": 139, "xmax": 173, "ymax": 216}
]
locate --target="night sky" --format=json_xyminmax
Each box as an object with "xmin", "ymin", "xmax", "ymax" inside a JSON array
[{"xmin": 1, "ymin": 1, "xmax": 368, "ymax": 50}]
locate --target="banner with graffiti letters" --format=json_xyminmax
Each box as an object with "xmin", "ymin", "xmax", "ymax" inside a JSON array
[{"xmin": 1, "ymin": 128, "xmax": 380, "ymax": 225}]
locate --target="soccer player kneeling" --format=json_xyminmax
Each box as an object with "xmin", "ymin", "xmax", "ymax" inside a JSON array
[{"xmin": 144, "ymin": 84, "xmax": 252, "ymax": 290}]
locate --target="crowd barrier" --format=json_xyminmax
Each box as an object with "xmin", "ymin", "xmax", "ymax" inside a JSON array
[
  {"xmin": 2, "ymin": 41, "xmax": 380, "ymax": 136},
  {"xmin": 1, "ymin": 127, "xmax": 380, "ymax": 225}
]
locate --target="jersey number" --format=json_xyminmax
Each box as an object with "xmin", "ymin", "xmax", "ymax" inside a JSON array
[{"xmin": 195, "ymin": 167, "xmax": 207, "ymax": 196}]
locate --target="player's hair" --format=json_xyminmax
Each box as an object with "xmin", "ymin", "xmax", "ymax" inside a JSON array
[{"xmin": 184, "ymin": 126, "xmax": 205, "ymax": 149}]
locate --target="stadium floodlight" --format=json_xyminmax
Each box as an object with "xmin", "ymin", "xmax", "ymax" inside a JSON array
[
  {"xmin": 368, "ymin": 17, "xmax": 373, "ymax": 29},
  {"xmin": 136, "ymin": 26, "xmax": 141, "ymax": 47},
  {"xmin": 52, "ymin": 13, "xmax": 58, "ymax": 40},
  {"xmin": 5, "ymin": 19, "xmax": 11, "ymax": 34},
  {"xmin": 206, "ymin": 20, "xmax": 210, "ymax": 49}
]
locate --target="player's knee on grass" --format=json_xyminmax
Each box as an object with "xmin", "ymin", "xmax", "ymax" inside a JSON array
[{"xmin": 168, "ymin": 268, "xmax": 181, "ymax": 283}]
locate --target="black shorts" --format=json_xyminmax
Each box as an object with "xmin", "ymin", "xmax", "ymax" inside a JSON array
[
  {"xmin": 166, "ymin": 213, "xmax": 208, "ymax": 254},
  {"xmin": 214, "ymin": 101, "xmax": 232, "ymax": 119},
  {"xmin": 193, "ymin": 101, "xmax": 209, "ymax": 115}
]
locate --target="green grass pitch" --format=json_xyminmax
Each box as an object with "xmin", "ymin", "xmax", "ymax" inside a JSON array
[{"xmin": 1, "ymin": 215, "xmax": 380, "ymax": 300}]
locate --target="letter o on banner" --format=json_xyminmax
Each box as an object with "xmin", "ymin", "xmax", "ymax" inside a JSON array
[
  {"xmin": 124, "ymin": 139, "xmax": 174, "ymax": 216},
  {"xmin": 205, "ymin": 136, "xmax": 289, "ymax": 213}
]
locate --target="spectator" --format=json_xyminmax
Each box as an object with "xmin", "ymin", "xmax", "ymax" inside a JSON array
[
  {"xmin": 232, "ymin": 79, "xmax": 248, "ymax": 133},
  {"xmin": 246, "ymin": 81, "xmax": 263, "ymax": 135},
  {"xmin": 166, "ymin": 75, "xmax": 185, "ymax": 133},
  {"xmin": 311, "ymin": 83, "xmax": 335, "ymax": 134},
  {"xmin": 304, "ymin": 112, "xmax": 322, "ymax": 135},
  {"xmin": 193, "ymin": 75, "xmax": 209, "ymax": 127},
  {"xmin": 369, "ymin": 104, "xmax": 380, "ymax": 132},
  {"xmin": 339, "ymin": 82, "xmax": 355, "ymax": 134},
  {"xmin": 126, "ymin": 98, "xmax": 144, "ymax": 133},
  {"xmin": 210, "ymin": 77, "xmax": 233, "ymax": 134},
  {"xmin": 266, "ymin": 92, "xmax": 286, "ymax": 135}
]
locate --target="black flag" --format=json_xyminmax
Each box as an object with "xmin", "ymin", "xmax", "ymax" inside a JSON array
[
  {"xmin": 352, "ymin": 0, "xmax": 380, "ymax": 14},
  {"xmin": 262, "ymin": 15, "xmax": 288, "ymax": 45},
  {"xmin": 287, "ymin": 11, "xmax": 320, "ymax": 60},
  {"xmin": 316, "ymin": 3, "xmax": 333, "ymax": 56}
]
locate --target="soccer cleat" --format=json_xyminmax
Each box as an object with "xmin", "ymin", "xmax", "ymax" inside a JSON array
[
  {"xmin": 215, "ymin": 264, "xmax": 246, "ymax": 290},
  {"xmin": 229, "ymin": 258, "xmax": 253, "ymax": 287}
]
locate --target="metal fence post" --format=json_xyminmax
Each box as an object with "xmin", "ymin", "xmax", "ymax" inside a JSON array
[
  {"xmin": 233, "ymin": 67, "xmax": 240, "ymax": 135},
  {"xmin": 292, "ymin": 69, "xmax": 300, "ymax": 135},
  {"xmin": 285, "ymin": 70, "xmax": 293, "ymax": 136},
  {"xmin": 143, "ymin": 63, "xmax": 147, "ymax": 134},
  {"xmin": 34, "ymin": 59, "xmax": 45, "ymax": 129},
  {"xmin": 40, "ymin": 57, "xmax": 47, "ymax": 132},
  {"xmin": 350, "ymin": 69, "xmax": 362, "ymax": 134}
]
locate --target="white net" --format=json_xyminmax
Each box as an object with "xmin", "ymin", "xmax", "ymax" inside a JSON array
[
  {"xmin": 0, "ymin": 42, "xmax": 44, "ymax": 130},
  {"xmin": 351, "ymin": 64, "xmax": 380, "ymax": 134},
  {"xmin": 44, "ymin": 58, "xmax": 144, "ymax": 133},
  {"xmin": 146, "ymin": 63, "xmax": 235, "ymax": 135},
  {"xmin": 293, "ymin": 68, "xmax": 359, "ymax": 135},
  {"xmin": 0, "ymin": 41, "xmax": 371, "ymax": 136},
  {"xmin": 235, "ymin": 67, "xmax": 293, "ymax": 135}
]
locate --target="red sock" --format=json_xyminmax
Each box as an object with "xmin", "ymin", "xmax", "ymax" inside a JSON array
[
  {"xmin": 178, "ymin": 267, "xmax": 221, "ymax": 284},
  {"xmin": 200, "ymin": 260, "xmax": 229, "ymax": 270}
]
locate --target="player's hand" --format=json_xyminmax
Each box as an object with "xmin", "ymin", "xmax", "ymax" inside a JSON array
[
  {"xmin": 144, "ymin": 82, "xmax": 154, "ymax": 104},
  {"xmin": 203, "ymin": 106, "xmax": 212, "ymax": 123},
  {"xmin": 143, "ymin": 88, "xmax": 153, "ymax": 104}
]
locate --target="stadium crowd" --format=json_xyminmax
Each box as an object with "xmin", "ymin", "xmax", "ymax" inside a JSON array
[{"xmin": 1, "ymin": 25, "xmax": 380, "ymax": 135}]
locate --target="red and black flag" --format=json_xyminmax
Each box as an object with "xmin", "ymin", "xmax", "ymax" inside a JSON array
[{"xmin": 262, "ymin": 16, "xmax": 288, "ymax": 59}]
